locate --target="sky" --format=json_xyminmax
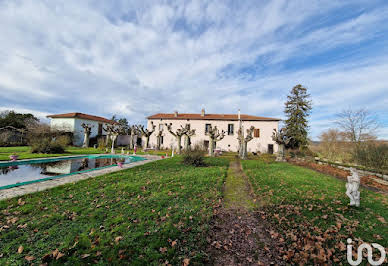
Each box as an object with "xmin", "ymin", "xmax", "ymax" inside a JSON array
[{"xmin": 0, "ymin": 0, "xmax": 387, "ymax": 140}]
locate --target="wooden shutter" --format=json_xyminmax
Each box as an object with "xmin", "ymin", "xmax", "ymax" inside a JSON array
[{"xmin": 254, "ymin": 128, "xmax": 260, "ymax": 138}]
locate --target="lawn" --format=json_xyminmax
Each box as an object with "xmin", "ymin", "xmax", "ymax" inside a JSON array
[
  {"xmin": 0, "ymin": 157, "xmax": 228, "ymax": 265},
  {"xmin": 242, "ymin": 159, "xmax": 388, "ymax": 264},
  {"xmin": 0, "ymin": 146, "xmax": 171, "ymax": 161}
]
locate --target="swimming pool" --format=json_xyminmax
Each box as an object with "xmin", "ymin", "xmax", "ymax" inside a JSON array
[{"xmin": 0, "ymin": 155, "xmax": 146, "ymax": 189}]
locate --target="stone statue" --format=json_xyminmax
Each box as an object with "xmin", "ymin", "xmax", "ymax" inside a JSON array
[
  {"xmin": 183, "ymin": 124, "xmax": 196, "ymax": 151},
  {"xmin": 272, "ymin": 128, "xmax": 292, "ymax": 161},
  {"xmin": 136, "ymin": 122, "xmax": 156, "ymax": 148},
  {"xmin": 81, "ymin": 123, "xmax": 93, "ymax": 148},
  {"xmin": 346, "ymin": 168, "xmax": 360, "ymax": 207},
  {"xmin": 207, "ymin": 125, "xmax": 225, "ymax": 157},
  {"xmin": 165, "ymin": 123, "xmax": 187, "ymax": 154},
  {"xmin": 237, "ymin": 126, "xmax": 254, "ymax": 159}
]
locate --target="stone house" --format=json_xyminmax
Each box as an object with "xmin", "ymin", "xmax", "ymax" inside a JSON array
[
  {"xmin": 47, "ymin": 112, "xmax": 116, "ymax": 146},
  {"xmin": 146, "ymin": 109, "xmax": 280, "ymax": 153}
]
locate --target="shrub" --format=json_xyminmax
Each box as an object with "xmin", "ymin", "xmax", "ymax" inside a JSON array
[
  {"xmin": 260, "ymin": 153, "xmax": 276, "ymax": 163},
  {"xmin": 55, "ymin": 135, "xmax": 72, "ymax": 146},
  {"xmin": 182, "ymin": 145, "xmax": 206, "ymax": 167},
  {"xmin": 27, "ymin": 124, "xmax": 66, "ymax": 154},
  {"xmin": 30, "ymin": 138, "xmax": 65, "ymax": 154},
  {"xmin": 353, "ymin": 142, "xmax": 388, "ymax": 173},
  {"xmin": 97, "ymin": 137, "xmax": 105, "ymax": 150}
]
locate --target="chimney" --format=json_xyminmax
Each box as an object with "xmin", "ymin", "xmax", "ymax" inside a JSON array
[
  {"xmin": 174, "ymin": 111, "xmax": 178, "ymax": 117},
  {"xmin": 201, "ymin": 108, "xmax": 205, "ymax": 117}
]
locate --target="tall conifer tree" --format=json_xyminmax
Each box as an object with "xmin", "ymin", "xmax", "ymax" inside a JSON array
[{"xmin": 284, "ymin": 84, "xmax": 312, "ymax": 149}]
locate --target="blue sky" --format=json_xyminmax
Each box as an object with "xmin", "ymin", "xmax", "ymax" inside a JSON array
[{"xmin": 0, "ymin": 0, "xmax": 387, "ymax": 139}]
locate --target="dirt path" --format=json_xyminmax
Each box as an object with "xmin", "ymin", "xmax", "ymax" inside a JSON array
[{"xmin": 207, "ymin": 158, "xmax": 283, "ymax": 265}]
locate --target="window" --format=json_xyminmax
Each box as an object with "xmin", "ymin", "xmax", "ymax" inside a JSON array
[
  {"xmin": 159, "ymin": 124, "xmax": 163, "ymax": 131},
  {"xmin": 228, "ymin": 124, "xmax": 234, "ymax": 135},
  {"xmin": 205, "ymin": 124, "xmax": 211, "ymax": 133},
  {"xmin": 254, "ymin": 128, "xmax": 260, "ymax": 138}
]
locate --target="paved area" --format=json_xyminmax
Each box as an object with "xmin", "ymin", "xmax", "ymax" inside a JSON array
[{"xmin": 0, "ymin": 154, "xmax": 162, "ymax": 200}]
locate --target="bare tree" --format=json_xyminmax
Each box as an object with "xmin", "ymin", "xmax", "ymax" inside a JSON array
[
  {"xmin": 81, "ymin": 123, "xmax": 93, "ymax": 148},
  {"xmin": 207, "ymin": 125, "xmax": 225, "ymax": 157},
  {"xmin": 336, "ymin": 108, "xmax": 378, "ymax": 144},
  {"xmin": 156, "ymin": 128, "xmax": 163, "ymax": 150},
  {"xmin": 136, "ymin": 122, "xmax": 156, "ymax": 148},
  {"xmin": 272, "ymin": 128, "xmax": 292, "ymax": 161},
  {"xmin": 237, "ymin": 126, "xmax": 254, "ymax": 159},
  {"xmin": 183, "ymin": 124, "xmax": 196, "ymax": 151},
  {"xmin": 165, "ymin": 123, "xmax": 187, "ymax": 154},
  {"xmin": 103, "ymin": 124, "xmax": 122, "ymax": 153}
]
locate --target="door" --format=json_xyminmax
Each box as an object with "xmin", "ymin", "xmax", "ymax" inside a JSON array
[
  {"xmin": 204, "ymin": 140, "xmax": 209, "ymax": 149},
  {"xmin": 268, "ymin": 144, "xmax": 274, "ymax": 154}
]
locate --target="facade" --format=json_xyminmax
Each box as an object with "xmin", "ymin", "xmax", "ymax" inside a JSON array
[
  {"xmin": 47, "ymin": 112, "xmax": 116, "ymax": 146},
  {"xmin": 146, "ymin": 110, "xmax": 280, "ymax": 153}
]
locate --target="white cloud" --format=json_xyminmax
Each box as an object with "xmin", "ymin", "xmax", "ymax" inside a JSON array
[{"xmin": 0, "ymin": 0, "xmax": 387, "ymax": 139}]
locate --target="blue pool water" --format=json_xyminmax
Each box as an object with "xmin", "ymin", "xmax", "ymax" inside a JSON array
[{"xmin": 0, "ymin": 155, "xmax": 146, "ymax": 189}]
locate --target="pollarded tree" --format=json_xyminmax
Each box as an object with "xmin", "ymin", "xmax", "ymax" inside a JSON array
[
  {"xmin": 136, "ymin": 122, "xmax": 156, "ymax": 148},
  {"xmin": 207, "ymin": 125, "xmax": 225, "ymax": 157},
  {"xmin": 237, "ymin": 126, "xmax": 254, "ymax": 159},
  {"xmin": 165, "ymin": 123, "xmax": 187, "ymax": 154},
  {"xmin": 183, "ymin": 124, "xmax": 196, "ymax": 151},
  {"xmin": 156, "ymin": 128, "xmax": 163, "ymax": 150},
  {"xmin": 103, "ymin": 124, "xmax": 122, "ymax": 153},
  {"xmin": 284, "ymin": 84, "xmax": 312, "ymax": 149},
  {"xmin": 127, "ymin": 125, "xmax": 139, "ymax": 149},
  {"xmin": 272, "ymin": 128, "xmax": 292, "ymax": 161},
  {"xmin": 81, "ymin": 123, "xmax": 93, "ymax": 148}
]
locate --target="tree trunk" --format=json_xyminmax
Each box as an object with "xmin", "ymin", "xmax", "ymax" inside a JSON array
[
  {"xmin": 241, "ymin": 141, "xmax": 248, "ymax": 159},
  {"xmin": 176, "ymin": 135, "xmax": 182, "ymax": 154},
  {"xmin": 209, "ymin": 138, "xmax": 214, "ymax": 157},
  {"xmin": 111, "ymin": 135, "xmax": 117, "ymax": 154},
  {"xmin": 105, "ymin": 133, "xmax": 110, "ymax": 146},
  {"xmin": 82, "ymin": 133, "xmax": 90, "ymax": 148},
  {"xmin": 129, "ymin": 133, "xmax": 134, "ymax": 149},
  {"xmin": 145, "ymin": 135, "xmax": 150, "ymax": 148},
  {"xmin": 157, "ymin": 135, "xmax": 161, "ymax": 150},
  {"xmin": 184, "ymin": 135, "xmax": 190, "ymax": 151}
]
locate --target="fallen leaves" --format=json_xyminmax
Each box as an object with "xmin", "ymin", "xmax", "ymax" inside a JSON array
[
  {"xmin": 17, "ymin": 245, "xmax": 23, "ymax": 254},
  {"xmin": 17, "ymin": 198, "xmax": 25, "ymax": 206},
  {"xmin": 182, "ymin": 258, "xmax": 190, "ymax": 266},
  {"xmin": 114, "ymin": 236, "xmax": 123, "ymax": 244},
  {"xmin": 24, "ymin": 255, "xmax": 35, "ymax": 262}
]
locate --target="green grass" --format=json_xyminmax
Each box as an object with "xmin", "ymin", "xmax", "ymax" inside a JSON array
[
  {"xmin": 0, "ymin": 157, "xmax": 228, "ymax": 265},
  {"xmin": 0, "ymin": 146, "xmax": 171, "ymax": 161},
  {"xmin": 242, "ymin": 159, "xmax": 388, "ymax": 263}
]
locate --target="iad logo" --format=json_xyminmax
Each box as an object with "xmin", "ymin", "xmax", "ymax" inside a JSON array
[{"xmin": 347, "ymin": 238, "xmax": 386, "ymax": 265}]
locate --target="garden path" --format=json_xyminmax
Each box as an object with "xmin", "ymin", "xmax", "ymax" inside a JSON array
[{"xmin": 207, "ymin": 158, "xmax": 283, "ymax": 265}]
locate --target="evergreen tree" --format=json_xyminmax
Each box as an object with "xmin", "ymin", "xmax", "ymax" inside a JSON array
[{"xmin": 284, "ymin": 84, "xmax": 312, "ymax": 149}]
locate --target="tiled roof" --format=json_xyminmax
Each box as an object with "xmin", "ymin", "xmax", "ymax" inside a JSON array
[
  {"xmin": 47, "ymin": 112, "xmax": 117, "ymax": 124},
  {"xmin": 147, "ymin": 113, "xmax": 280, "ymax": 121}
]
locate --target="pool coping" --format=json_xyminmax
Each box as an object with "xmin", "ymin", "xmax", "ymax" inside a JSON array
[{"xmin": 0, "ymin": 154, "xmax": 163, "ymax": 200}]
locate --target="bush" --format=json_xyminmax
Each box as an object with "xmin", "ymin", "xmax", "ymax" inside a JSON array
[
  {"xmin": 260, "ymin": 153, "xmax": 276, "ymax": 163},
  {"xmin": 182, "ymin": 145, "xmax": 206, "ymax": 167},
  {"xmin": 97, "ymin": 137, "xmax": 106, "ymax": 150},
  {"xmin": 353, "ymin": 142, "xmax": 388, "ymax": 173},
  {"xmin": 30, "ymin": 139, "xmax": 65, "ymax": 154},
  {"xmin": 27, "ymin": 124, "xmax": 66, "ymax": 154},
  {"xmin": 55, "ymin": 135, "xmax": 72, "ymax": 146}
]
